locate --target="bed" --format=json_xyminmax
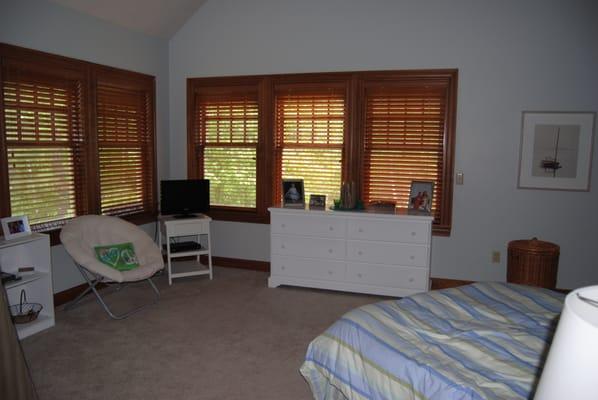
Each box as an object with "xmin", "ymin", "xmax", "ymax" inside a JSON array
[{"xmin": 300, "ymin": 282, "xmax": 564, "ymax": 400}]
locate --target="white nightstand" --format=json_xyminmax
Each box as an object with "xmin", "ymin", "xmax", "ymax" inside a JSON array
[{"xmin": 158, "ymin": 215, "xmax": 213, "ymax": 285}]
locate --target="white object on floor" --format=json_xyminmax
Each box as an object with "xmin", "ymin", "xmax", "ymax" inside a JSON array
[
  {"xmin": 268, "ymin": 207, "xmax": 432, "ymax": 297},
  {"xmin": 158, "ymin": 214, "xmax": 213, "ymax": 285},
  {"xmin": 0, "ymin": 233, "xmax": 54, "ymax": 339}
]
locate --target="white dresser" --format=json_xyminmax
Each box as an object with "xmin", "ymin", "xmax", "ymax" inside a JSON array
[{"xmin": 268, "ymin": 207, "xmax": 433, "ymax": 297}]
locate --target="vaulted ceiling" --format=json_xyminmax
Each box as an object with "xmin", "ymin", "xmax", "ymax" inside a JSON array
[{"xmin": 48, "ymin": 0, "xmax": 207, "ymax": 38}]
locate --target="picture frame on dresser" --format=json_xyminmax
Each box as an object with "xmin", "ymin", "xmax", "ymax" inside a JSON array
[
  {"xmin": 408, "ymin": 181, "xmax": 434, "ymax": 215},
  {"xmin": 282, "ymin": 179, "xmax": 305, "ymax": 208},
  {"xmin": 309, "ymin": 194, "xmax": 326, "ymax": 210},
  {"xmin": 1, "ymin": 215, "xmax": 31, "ymax": 240}
]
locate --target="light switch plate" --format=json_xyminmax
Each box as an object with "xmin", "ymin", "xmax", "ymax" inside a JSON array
[{"xmin": 456, "ymin": 172, "xmax": 464, "ymax": 185}]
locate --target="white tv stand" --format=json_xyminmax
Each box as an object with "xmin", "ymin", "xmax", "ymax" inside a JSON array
[
  {"xmin": 268, "ymin": 207, "xmax": 433, "ymax": 297},
  {"xmin": 158, "ymin": 214, "xmax": 213, "ymax": 285}
]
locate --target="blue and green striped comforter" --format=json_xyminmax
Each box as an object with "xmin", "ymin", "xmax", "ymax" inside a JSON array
[{"xmin": 300, "ymin": 282, "xmax": 564, "ymax": 400}]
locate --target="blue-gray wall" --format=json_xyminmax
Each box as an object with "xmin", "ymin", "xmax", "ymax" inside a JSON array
[
  {"xmin": 169, "ymin": 0, "xmax": 598, "ymax": 289},
  {"xmin": 0, "ymin": 0, "xmax": 169, "ymax": 292}
]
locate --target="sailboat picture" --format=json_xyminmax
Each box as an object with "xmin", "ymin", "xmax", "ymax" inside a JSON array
[
  {"xmin": 518, "ymin": 111, "xmax": 595, "ymax": 191},
  {"xmin": 531, "ymin": 124, "xmax": 580, "ymax": 178}
]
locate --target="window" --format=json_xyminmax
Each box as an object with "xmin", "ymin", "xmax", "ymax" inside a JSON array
[
  {"xmin": 97, "ymin": 72, "xmax": 155, "ymax": 216},
  {"xmin": 0, "ymin": 44, "xmax": 157, "ymax": 236},
  {"xmin": 187, "ymin": 71, "xmax": 456, "ymax": 235},
  {"xmin": 274, "ymin": 85, "xmax": 346, "ymax": 208},
  {"xmin": 361, "ymin": 75, "xmax": 455, "ymax": 234},
  {"xmin": 192, "ymin": 90, "xmax": 258, "ymax": 208}
]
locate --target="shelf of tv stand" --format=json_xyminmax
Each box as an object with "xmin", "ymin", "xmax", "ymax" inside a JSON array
[{"xmin": 167, "ymin": 248, "xmax": 210, "ymax": 258}]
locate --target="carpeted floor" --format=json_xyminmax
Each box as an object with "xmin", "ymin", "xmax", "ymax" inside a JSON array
[{"xmin": 22, "ymin": 267, "xmax": 383, "ymax": 400}]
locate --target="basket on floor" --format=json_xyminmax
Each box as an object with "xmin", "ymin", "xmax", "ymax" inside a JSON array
[{"xmin": 10, "ymin": 289, "xmax": 43, "ymax": 324}]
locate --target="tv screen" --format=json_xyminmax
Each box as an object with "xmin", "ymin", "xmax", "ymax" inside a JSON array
[{"xmin": 160, "ymin": 179, "xmax": 210, "ymax": 216}]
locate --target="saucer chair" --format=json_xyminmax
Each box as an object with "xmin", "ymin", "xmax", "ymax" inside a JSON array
[{"xmin": 60, "ymin": 215, "xmax": 164, "ymax": 319}]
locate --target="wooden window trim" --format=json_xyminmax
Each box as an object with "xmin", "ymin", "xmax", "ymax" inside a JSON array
[
  {"xmin": 0, "ymin": 43, "xmax": 158, "ymax": 245},
  {"xmin": 187, "ymin": 69, "xmax": 458, "ymax": 236},
  {"xmin": 187, "ymin": 70, "xmax": 457, "ymax": 235}
]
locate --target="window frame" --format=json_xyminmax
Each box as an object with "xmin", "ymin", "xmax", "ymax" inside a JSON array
[
  {"xmin": 187, "ymin": 76, "xmax": 269, "ymax": 223},
  {"xmin": 0, "ymin": 43, "xmax": 158, "ymax": 244},
  {"xmin": 187, "ymin": 70, "xmax": 457, "ymax": 235}
]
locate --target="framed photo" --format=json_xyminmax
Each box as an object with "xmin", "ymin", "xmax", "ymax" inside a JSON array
[
  {"xmin": 408, "ymin": 181, "xmax": 434, "ymax": 215},
  {"xmin": 282, "ymin": 179, "xmax": 305, "ymax": 208},
  {"xmin": 309, "ymin": 194, "xmax": 326, "ymax": 210},
  {"xmin": 1, "ymin": 215, "xmax": 31, "ymax": 240},
  {"xmin": 518, "ymin": 112, "xmax": 595, "ymax": 191}
]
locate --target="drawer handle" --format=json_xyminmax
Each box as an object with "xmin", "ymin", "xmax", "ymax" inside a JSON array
[
  {"xmin": 411, "ymin": 231, "xmax": 416, "ymax": 236},
  {"xmin": 281, "ymin": 265, "xmax": 285, "ymax": 270},
  {"xmin": 358, "ymin": 228, "xmax": 363, "ymax": 233},
  {"xmin": 329, "ymin": 226, "xmax": 334, "ymax": 231},
  {"xmin": 410, "ymin": 255, "xmax": 415, "ymax": 260},
  {"xmin": 357, "ymin": 273, "xmax": 363, "ymax": 278},
  {"xmin": 328, "ymin": 270, "xmax": 333, "ymax": 275},
  {"xmin": 281, "ymin": 244, "xmax": 286, "ymax": 249},
  {"xmin": 357, "ymin": 250, "xmax": 363, "ymax": 256},
  {"xmin": 328, "ymin": 249, "xmax": 333, "ymax": 254},
  {"xmin": 409, "ymin": 277, "xmax": 414, "ymax": 282},
  {"xmin": 281, "ymin": 223, "xmax": 286, "ymax": 228}
]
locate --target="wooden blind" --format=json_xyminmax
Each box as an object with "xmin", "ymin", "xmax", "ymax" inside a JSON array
[
  {"xmin": 362, "ymin": 86, "xmax": 447, "ymax": 221},
  {"xmin": 193, "ymin": 93, "xmax": 258, "ymax": 208},
  {"xmin": 97, "ymin": 82, "xmax": 155, "ymax": 216},
  {"xmin": 3, "ymin": 70, "xmax": 87, "ymax": 230},
  {"xmin": 274, "ymin": 89, "xmax": 345, "ymax": 206}
]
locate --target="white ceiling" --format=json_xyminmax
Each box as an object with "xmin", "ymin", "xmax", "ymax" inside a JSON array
[{"xmin": 48, "ymin": 0, "xmax": 207, "ymax": 38}]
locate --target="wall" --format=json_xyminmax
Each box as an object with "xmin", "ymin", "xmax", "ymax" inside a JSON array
[
  {"xmin": 170, "ymin": 0, "xmax": 598, "ymax": 289},
  {"xmin": 0, "ymin": 0, "xmax": 170, "ymax": 293}
]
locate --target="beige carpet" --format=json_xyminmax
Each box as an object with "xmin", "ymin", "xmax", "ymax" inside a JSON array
[{"xmin": 22, "ymin": 267, "xmax": 383, "ymax": 400}]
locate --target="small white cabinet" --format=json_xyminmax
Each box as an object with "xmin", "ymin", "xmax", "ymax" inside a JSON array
[
  {"xmin": 158, "ymin": 215, "xmax": 213, "ymax": 285},
  {"xmin": 0, "ymin": 233, "xmax": 55, "ymax": 339},
  {"xmin": 268, "ymin": 207, "xmax": 433, "ymax": 297}
]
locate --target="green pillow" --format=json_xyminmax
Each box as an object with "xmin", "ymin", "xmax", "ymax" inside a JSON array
[{"xmin": 94, "ymin": 242, "xmax": 139, "ymax": 271}]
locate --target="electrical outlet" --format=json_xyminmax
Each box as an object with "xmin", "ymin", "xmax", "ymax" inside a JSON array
[{"xmin": 491, "ymin": 251, "xmax": 500, "ymax": 263}]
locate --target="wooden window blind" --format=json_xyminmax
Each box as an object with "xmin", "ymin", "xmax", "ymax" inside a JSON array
[
  {"xmin": 193, "ymin": 92, "xmax": 259, "ymax": 208},
  {"xmin": 362, "ymin": 84, "xmax": 448, "ymax": 223},
  {"xmin": 2, "ymin": 67, "xmax": 87, "ymax": 230},
  {"xmin": 97, "ymin": 78, "xmax": 155, "ymax": 216},
  {"xmin": 1, "ymin": 44, "xmax": 158, "ymax": 239},
  {"xmin": 274, "ymin": 88, "xmax": 345, "ymax": 207},
  {"xmin": 186, "ymin": 71, "xmax": 456, "ymax": 233}
]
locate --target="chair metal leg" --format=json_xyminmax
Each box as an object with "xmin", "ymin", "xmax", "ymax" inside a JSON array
[{"xmin": 66, "ymin": 263, "xmax": 160, "ymax": 320}]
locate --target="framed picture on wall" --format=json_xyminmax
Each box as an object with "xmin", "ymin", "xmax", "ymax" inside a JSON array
[
  {"xmin": 282, "ymin": 179, "xmax": 305, "ymax": 208},
  {"xmin": 518, "ymin": 111, "xmax": 595, "ymax": 191},
  {"xmin": 408, "ymin": 181, "xmax": 434, "ymax": 215}
]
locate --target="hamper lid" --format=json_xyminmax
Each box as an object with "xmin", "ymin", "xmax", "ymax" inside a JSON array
[{"xmin": 508, "ymin": 237, "xmax": 559, "ymax": 254}]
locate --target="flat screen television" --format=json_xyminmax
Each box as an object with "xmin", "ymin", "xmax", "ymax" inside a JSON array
[{"xmin": 160, "ymin": 179, "xmax": 209, "ymax": 218}]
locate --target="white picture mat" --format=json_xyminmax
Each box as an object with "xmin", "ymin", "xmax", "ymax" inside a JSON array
[{"xmin": 518, "ymin": 112, "xmax": 595, "ymax": 190}]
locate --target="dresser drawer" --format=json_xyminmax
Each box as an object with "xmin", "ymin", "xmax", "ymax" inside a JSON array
[
  {"xmin": 272, "ymin": 234, "xmax": 346, "ymax": 260},
  {"xmin": 271, "ymin": 213, "xmax": 345, "ymax": 238},
  {"xmin": 347, "ymin": 218, "xmax": 430, "ymax": 244},
  {"xmin": 271, "ymin": 255, "xmax": 345, "ymax": 281},
  {"xmin": 347, "ymin": 240, "xmax": 428, "ymax": 267},
  {"xmin": 346, "ymin": 263, "xmax": 428, "ymax": 290}
]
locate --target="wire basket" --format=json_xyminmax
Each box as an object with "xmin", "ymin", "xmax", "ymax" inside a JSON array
[{"xmin": 9, "ymin": 289, "xmax": 43, "ymax": 324}]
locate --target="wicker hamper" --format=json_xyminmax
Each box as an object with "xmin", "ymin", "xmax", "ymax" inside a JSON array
[{"xmin": 507, "ymin": 238, "xmax": 559, "ymax": 289}]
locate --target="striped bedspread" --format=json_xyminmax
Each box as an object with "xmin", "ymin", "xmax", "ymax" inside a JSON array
[{"xmin": 300, "ymin": 282, "xmax": 564, "ymax": 400}]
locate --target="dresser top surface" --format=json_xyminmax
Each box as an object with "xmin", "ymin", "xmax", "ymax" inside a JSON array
[{"xmin": 268, "ymin": 207, "xmax": 433, "ymax": 222}]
